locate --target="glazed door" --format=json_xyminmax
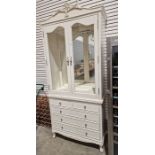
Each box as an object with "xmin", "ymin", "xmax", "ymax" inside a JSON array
[
  {"xmin": 44, "ymin": 23, "xmax": 71, "ymax": 92},
  {"xmin": 68, "ymin": 15, "xmax": 99, "ymax": 96}
]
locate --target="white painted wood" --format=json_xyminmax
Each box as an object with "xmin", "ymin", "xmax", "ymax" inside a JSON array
[
  {"xmin": 52, "ymin": 133, "xmax": 56, "ymax": 138},
  {"xmin": 83, "ymin": 33, "xmax": 89, "ymax": 82},
  {"xmin": 37, "ymin": 0, "xmax": 118, "ymax": 151},
  {"xmin": 52, "ymin": 114, "xmax": 100, "ymax": 131},
  {"xmin": 100, "ymin": 146, "xmax": 104, "ymax": 152},
  {"xmin": 52, "ymin": 125, "xmax": 103, "ymax": 145},
  {"xmin": 36, "ymin": 1, "xmax": 118, "ymax": 103},
  {"xmin": 51, "ymin": 107, "xmax": 100, "ymax": 123},
  {"xmin": 39, "ymin": 5, "xmax": 102, "ymax": 25},
  {"xmin": 50, "ymin": 99, "xmax": 104, "ymax": 146}
]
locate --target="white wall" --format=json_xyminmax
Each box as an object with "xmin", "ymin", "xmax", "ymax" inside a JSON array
[{"xmin": 36, "ymin": 0, "xmax": 118, "ymax": 118}]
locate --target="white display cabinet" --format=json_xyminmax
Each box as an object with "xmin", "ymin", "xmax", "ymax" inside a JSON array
[{"xmin": 41, "ymin": 3, "xmax": 106, "ymax": 152}]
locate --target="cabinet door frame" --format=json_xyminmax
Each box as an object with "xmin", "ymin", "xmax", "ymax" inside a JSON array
[
  {"xmin": 68, "ymin": 14, "xmax": 99, "ymax": 98},
  {"xmin": 42, "ymin": 23, "xmax": 72, "ymax": 95},
  {"xmin": 42, "ymin": 10, "xmax": 104, "ymax": 100}
]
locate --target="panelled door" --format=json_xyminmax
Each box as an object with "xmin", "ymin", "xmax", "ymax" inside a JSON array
[
  {"xmin": 68, "ymin": 15, "xmax": 99, "ymax": 97},
  {"xmin": 44, "ymin": 23, "xmax": 71, "ymax": 93},
  {"xmin": 44, "ymin": 15, "xmax": 99, "ymax": 98}
]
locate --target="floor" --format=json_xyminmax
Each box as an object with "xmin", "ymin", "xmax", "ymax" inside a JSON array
[{"xmin": 36, "ymin": 126, "xmax": 106, "ymax": 155}]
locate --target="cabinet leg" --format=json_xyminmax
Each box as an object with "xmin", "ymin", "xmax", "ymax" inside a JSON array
[
  {"xmin": 99, "ymin": 145, "xmax": 104, "ymax": 152},
  {"xmin": 52, "ymin": 133, "xmax": 56, "ymax": 138}
]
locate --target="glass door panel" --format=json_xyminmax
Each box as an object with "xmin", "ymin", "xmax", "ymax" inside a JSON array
[
  {"xmin": 47, "ymin": 27, "xmax": 68, "ymax": 91},
  {"xmin": 72, "ymin": 23, "xmax": 95, "ymax": 94}
]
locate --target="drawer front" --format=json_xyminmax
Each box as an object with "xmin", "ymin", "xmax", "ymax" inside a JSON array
[
  {"xmin": 73, "ymin": 102, "xmax": 99, "ymax": 113},
  {"xmin": 52, "ymin": 115, "xmax": 99, "ymax": 131},
  {"xmin": 51, "ymin": 107, "xmax": 99, "ymax": 123},
  {"xmin": 53, "ymin": 115, "xmax": 82, "ymax": 127},
  {"xmin": 83, "ymin": 112, "xmax": 99, "ymax": 123},
  {"xmin": 51, "ymin": 99, "xmax": 73, "ymax": 109},
  {"xmin": 83, "ymin": 130, "xmax": 100, "ymax": 140},
  {"xmin": 52, "ymin": 123, "xmax": 80, "ymax": 135},
  {"xmin": 52, "ymin": 107, "xmax": 74, "ymax": 116},
  {"xmin": 83, "ymin": 121, "xmax": 99, "ymax": 131},
  {"xmin": 52, "ymin": 122, "xmax": 100, "ymax": 140}
]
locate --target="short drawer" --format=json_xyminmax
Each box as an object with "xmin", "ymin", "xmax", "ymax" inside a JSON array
[
  {"xmin": 51, "ymin": 99, "xmax": 73, "ymax": 109},
  {"xmin": 83, "ymin": 112, "xmax": 100, "ymax": 123},
  {"xmin": 73, "ymin": 102, "xmax": 99, "ymax": 113},
  {"xmin": 52, "ymin": 115, "xmax": 82, "ymax": 127},
  {"xmin": 83, "ymin": 121, "xmax": 99, "ymax": 131},
  {"xmin": 52, "ymin": 122, "xmax": 80, "ymax": 135},
  {"xmin": 51, "ymin": 107, "xmax": 74, "ymax": 116},
  {"xmin": 83, "ymin": 130, "xmax": 100, "ymax": 140}
]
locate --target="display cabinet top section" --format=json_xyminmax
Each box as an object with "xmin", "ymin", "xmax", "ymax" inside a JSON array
[{"xmin": 40, "ymin": 2, "xmax": 106, "ymax": 25}]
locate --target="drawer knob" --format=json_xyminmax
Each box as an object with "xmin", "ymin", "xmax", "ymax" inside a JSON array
[
  {"xmin": 61, "ymin": 118, "xmax": 63, "ymax": 122},
  {"xmin": 85, "ymin": 132, "xmax": 88, "ymax": 136},
  {"xmin": 59, "ymin": 102, "xmax": 61, "ymax": 106},
  {"xmin": 84, "ymin": 115, "xmax": 87, "ymax": 118},
  {"xmin": 85, "ymin": 124, "xmax": 87, "ymax": 128},
  {"xmin": 60, "ymin": 110, "xmax": 62, "ymax": 114},
  {"xmin": 84, "ymin": 106, "xmax": 86, "ymax": 110}
]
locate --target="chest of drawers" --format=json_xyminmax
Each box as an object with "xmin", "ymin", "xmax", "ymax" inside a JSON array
[{"xmin": 49, "ymin": 98, "xmax": 104, "ymax": 152}]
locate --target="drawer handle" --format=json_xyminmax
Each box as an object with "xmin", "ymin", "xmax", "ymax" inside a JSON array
[
  {"xmin": 85, "ymin": 132, "xmax": 88, "ymax": 136},
  {"xmin": 61, "ymin": 126, "xmax": 63, "ymax": 130},
  {"xmin": 84, "ymin": 115, "xmax": 87, "ymax": 118},
  {"xmin": 59, "ymin": 102, "xmax": 61, "ymax": 106},
  {"xmin": 60, "ymin": 110, "xmax": 62, "ymax": 114},
  {"xmin": 84, "ymin": 106, "xmax": 86, "ymax": 110},
  {"xmin": 61, "ymin": 118, "xmax": 63, "ymax": 122},
  {"xmin": 85, "ymin": 124, "xmax": 87, "ymax": 128}
]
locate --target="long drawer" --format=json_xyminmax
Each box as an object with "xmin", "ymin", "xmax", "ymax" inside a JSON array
[
  {"xmin": 52, "ymin": 122, "xmax": 100, "ymax": 140},
  {"xmin": 51, "ymin": 99, "xmax": 100, "ymax": 113},
  {"xmin": 52, "ymin": 114, "xmax": 99, "ymax": 131},
  {"xmin": 51, "ymin": 107, "xmax": 100, "ymax": 123}
]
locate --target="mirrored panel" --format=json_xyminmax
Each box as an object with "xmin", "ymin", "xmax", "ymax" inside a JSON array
[
  {"xmin": 72, "ymin": 23, "xmax": 95, "ymax": 94},
  {"xmin": 48, "ymin": 27, "xmax": 68, "ymax": 91}
]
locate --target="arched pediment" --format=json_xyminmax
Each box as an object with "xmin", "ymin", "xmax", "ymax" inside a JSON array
[{"xmin": 40, "ymin": 2, "xmax": 105, "ymax": 25}]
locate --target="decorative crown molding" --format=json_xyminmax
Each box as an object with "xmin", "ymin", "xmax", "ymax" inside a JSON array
[
  {"xmin": 39, "ymin": 2, "xmax": 105, "ymax": 25},
  {"xmin": 54, "ymin": 2, "xmax": 81, "ymax": 18},
  {"xmin": 52, "ymin": 2, "xmax": 91, "ymax": 18},
  {"xmin": 40, "ymin": 2, "xmax": 91, "ymax": 23}
]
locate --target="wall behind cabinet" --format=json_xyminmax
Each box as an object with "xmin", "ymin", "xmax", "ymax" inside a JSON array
[{"xmin": 36, "ymin": 0, "xmax": 118, "ymax": 118}]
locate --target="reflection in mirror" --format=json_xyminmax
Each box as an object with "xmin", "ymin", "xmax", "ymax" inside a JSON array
[
  {"xmin": 72, "ymin": 23, "xmax": 95, "ymax": 94},
  {"xmin": 48, "ymin": 27, "xmax": 68, "ymax": 91}
]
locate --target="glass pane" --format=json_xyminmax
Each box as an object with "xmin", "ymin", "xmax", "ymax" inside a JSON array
[
  {"xmin": 48, "ymin": 27, "xmax": 68, "ymax": 91},
  {"xmin": 72, "ymin": 23, "xmax": 95, "ymax": 94}
]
